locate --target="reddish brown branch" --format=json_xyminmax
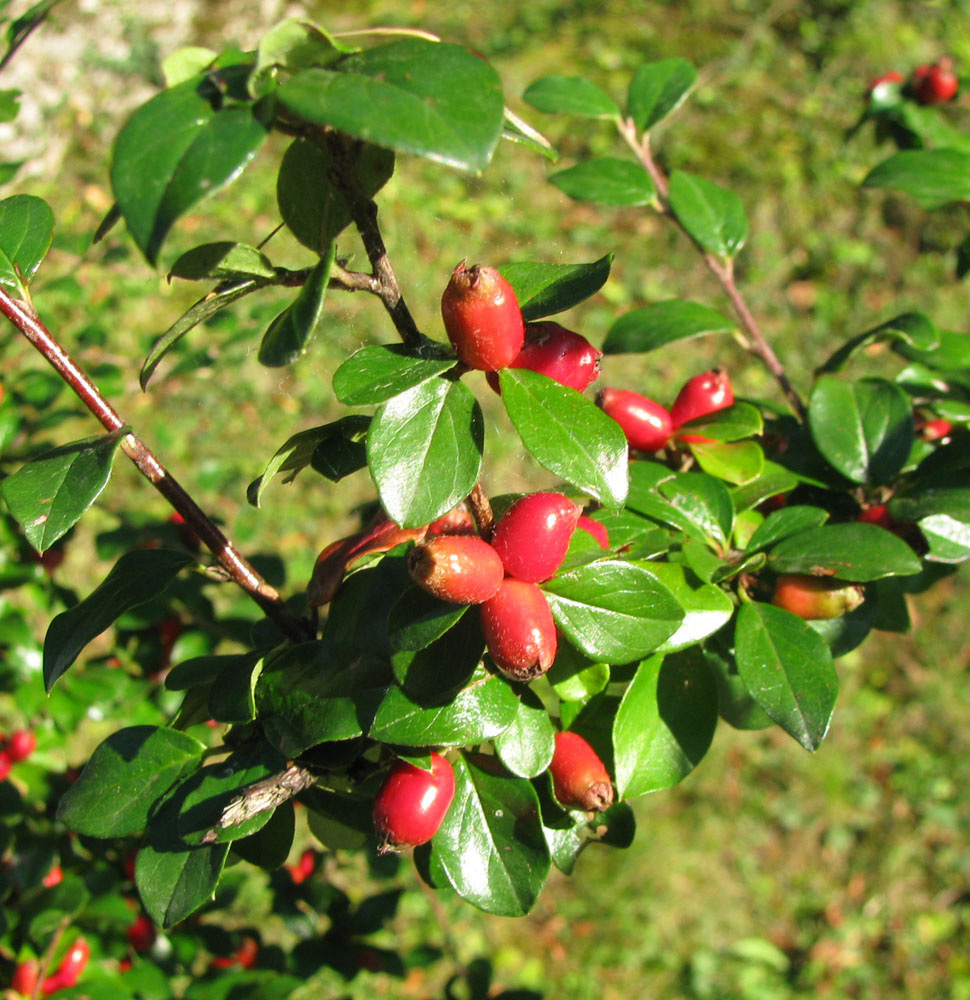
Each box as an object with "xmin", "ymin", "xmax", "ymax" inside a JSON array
[{"xmin": 0, "ymin": 287, "xmax": 313, "ymax": 642}]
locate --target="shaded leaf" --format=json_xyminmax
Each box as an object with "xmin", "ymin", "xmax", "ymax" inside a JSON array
[
  {"xmin": 168, "ymin": 242, "xmax": 275, "ymax": 281},
  {"xmin": 863, "ymin": 149, "xmax": 970, "ymax": 209},
  {"xmin": 0, "ymin": 193, "xmax": 54, "ymax": 291}
]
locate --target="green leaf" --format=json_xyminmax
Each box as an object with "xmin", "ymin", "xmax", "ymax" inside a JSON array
[
  {"xmin": 734, "ymin": 602, "xmax": 838, "ymax": 751},
  {"xmin": 43, "ymin": 549, "xmax": 194, "ymax": 690},
  {"xmin": 0, "ymin": 88, "xmax": 20, "ymax": 124},
  {"xmin": 543, "ymin": 559, "xmax": 683, "ymax": 662},
  {"xmin": 1, "ymin": 429, "xmax": 126, "ymax": 551},
  {"xmin": 367, "ymin": 378, "xmax": 483, "ymax": 528},
  {"xmin": 603, "ymin": 299, "xmax": 733, "ymax": 354},
  {"xmin": 252, "ymin": 17, "xmax": 354, "ymax": 89},
  {"xmin": 258, "ymin": 246, "xmax": 334, "ymax": 367},
  {"xmin": 744, "ymin": 505, "xmax": 830, "ymax": 554},
  {"xmin": 668, "ymin": 170, "xmax": 748, "ymax": 258},
  {"xmin": 111, "ymin": 76, "xmax": 270, "ymax": 264},
  {"xmin": 369, "ymin": 665, "xmax": 518, "ymax": 747},
  {"xmin": 522, "ymin": 75, "xmax": 619, "ymax": 118},
  {"xmin": 730, "ymin": 466, "xmax": 801, "ymax": 512},
  {"xmin": 500, "ymin": 368, "xmax": 628, "ymax": 509},
  {"xmin": 689, "ymin": 440, "xmax": 765, "ymax": 486},
  {"xmin": 168, "ymin": 242, "xmax": 276, "ymax": 281},
  {"xmin": 635, "ymin": 562, "xmax": 734, "ymax": 653},
  {"xmin": 767, "ymin": 522, "xmax": 922, "ymax": 581},
  {"xmin": 499, "ymin": 255, "xmax": 612, "ymax": 321},
  {"xmin": 278, "ymin": 39, "xmax": 504, "ymax": 172},
  {"xmin": 863, "ymin": 149, "xmax": 970, "ymax": 209},
  {"xmin": 0, "ymin": 194, "xmax": 54, "ymax": 291},
  {"xmin": 176, "ymin": 743, "xmax": 287, "ymax": 845},
  {"xmin": 892, "ymin": 326, "xmax": 970, "ymax": 372},
  {"xmin": 433, "ymin": 753, "xmax": 550, "ymax": 916},
  {"xmin": 815, "ymin": 312, "xmax": 938, "ymax": 375},
  {"xmin": 891, "ymin": 481, "xmax": 970, "ymax": 563},
  {"xmin": 547, "ymin": 638, "xmax": 611, "ymax": 702},
  {"xmin": 808, "ymin": 376, "xmax": 914, "ymax": 485},
  {"xmin": 333, "ymin": 344, "xmax": 457, "ymax": 405},
  {"xmin": 627, "ymin": 58, "xmax": 697, "ymax": 131},
  {"xmin": 387, "ymin": 586, "xmax": 469, "ymax": 653},
  {"xmin": 57, "ymin": 726, "xmax": 204, "ymax": 837},
  {"xmin": 613, "ymin": 651, "xmax": 717, "ymax": 798},
  {"xmin": 140, "ymin": 278, "xmax": 267, "ymax": 388},
  {"xmin": 493, "ymin": 689, "xmax": 556, "ymax": 778},
  {"xmin": 247, "ymin": 415, "xmax": 370, "ymax": 506},
  {"xmin": 675, "ymin": 402, "xmax": 763, "ymax": 442},
  {"xmin": 390, "ymin": 603, "xmax": 483, "ymax": 702},
  {"xmin": 658, "ymin": 472, "xmax": 734, "ymax": 547},
  {"xmin": 276, "ymin": 137, "xmax": 394, "ymax": 252},
  {"xmin": 232, "ymin": 800, "xmax": 295, "ymax": 869},
  {"xmin": 208, "ymin": 654, "xmax": 262, "ymax": 723},
  {"xmin": 549, "ymin": 157, "xmax": 656, "ymax": 206},
  {"xmin": 136, "ymin": 786, "xmax": 230, "ymax": 928},
  {"xmin": 161, "ymin": 46, "xmax": 217, "ymax": 87}
]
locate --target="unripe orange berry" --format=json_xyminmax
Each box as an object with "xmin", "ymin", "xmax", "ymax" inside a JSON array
[
  {"xmin": 441, "ymin": 262, "xmax": 525, "ymax": 371},
  {"xmin": 771, "ymin": 574, "xmax": 864, "ymax": 620},
  {"xmin": 549, "ymin": 731, "xmax": 614, "ymax": 812}
]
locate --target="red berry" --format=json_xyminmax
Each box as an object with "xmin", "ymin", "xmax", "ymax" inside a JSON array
[
  {"xmin": 911, "ymin": 58, "xmax": 958, "ymax": 104},
  {"xmin": 490, "ymin": 492, "xmax": 582, "ymax": 583},
  {"xmin": 866, "ymin": 69, "xmax": 904, "ymax": 97},
  {"xmin": 549, "ymin": 731, "xmax": 614, "ymax": 812},
  {"xmin": 42, "ymin": 864, "xmax": 63, "ymax": 888},
  {"xmin": 7, "ymin": 729, "xmax": 36, "ymax": 763},
  {"xmin": 373, "ymin": 752, "xmax": 455, "ymax": 852},
  {"xmin": 480, "ymin": 579, "xmax": 558, "ymax": 681},
  {"xmin": 772, "ymin": 574, "xmax": 865, "ymax": 620},
  {"xmin": 425, "ymin": 504, "xmax": 477, "ymax": 536},
  {"xmin": 918, "ymin": 417, "xmax": 953, "ymax": 442},
  {"xmin": 288, "ymin": 848, "xmax": 317, "ymax": 884},
  {"xmin": 857, "ymin": 504, "xmax": 895, "ymax": 530},
  {"xmin": 487, "ymin": 321, "xmax": 602, "ymax": 393},
  {"xmin": 577, "ymin": 515, "xmax": 609, "ymax": 549},
  {"xmin": 126, "ymin": 915, "xmax": 155, "ymax": 953},
  {"xmin": 0, "ymin": 750, "xmax": 12, "ymax": 781},
  {"xmin": 45, "ymin": 937, "xmax": 90, "ymax": 990},
  {"xmin": 235, "ymin": 937, "xmax": 259, "ymax": 969},
  {"xmin": 408, "ymin": 534, "xmax": 504, "ymax": 604},
  {"xmin": 441, "ymin": 261, "xmax": 525, "ymax": 371},
  {"xmin": 669, "ymin": 368, "xmax": 734, "ymax": 429},
  {"xmin": 597, "ymin": 387, "xmax": 672, "ymax": 453},
  {"xmin": 11, "ymin": 959, "xmax": 39, "ymax": 996}
]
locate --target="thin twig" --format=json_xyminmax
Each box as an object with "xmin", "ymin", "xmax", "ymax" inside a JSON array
[
  {"xmin": 0, "ymin": 287, "xmax": 314, "ymax": 643},
  {"xmin": 30, "ymin": 913, "xmax": 71, "ymax": 1000},
  {"xmin": 617, "ymin": 119, "xmax": 807, "ymax": 419},
  {"xmin": 467, "ymin": 483, "xmax": 495, "ymax": 540}
]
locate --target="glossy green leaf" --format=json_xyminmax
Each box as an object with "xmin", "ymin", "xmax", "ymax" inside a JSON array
[
  {"xmin": 613, "ymin": 651, "xmax": 718, "ymax": 798},
  {"xmin": 658, "ymin": 472, "xmax": 734, "ymax": 547},
  {"xmin": 208, "ymin": 654, "xmax": 262, "ymax": 723},
  {"xmin": 388, "ymin": 587, "xmax": 470, "ymax": 653},
  {"xmin": 891, "ymin": 481, "xmax": 970, "ymax": 563},
  {"xmin": 161, "ymin": 46, "xmax": 217, "ymax": 86},
  {"xmin": 547, "ymin": 639, "xmax": 611, "ymax": 702},
  {"xmin": 636, "ymin": 562, "xmax": 734, "ymax": 653},
  {"xmin": 278, "ymin": 40, "xmax": 504, "ymax": 172},
  {"xmin": 734, "ymin": 602, "xmax": 838, "ymax": 751},
  {"xmin": 176, "ymin": 743, "xmax": 287, "ymax": 845},
  {"xmin": 140, "ymin": 277, "xmax": 267, "ymax": 388},
  {"xmin": 390, "ymin": 605, "xmax": 484, "ymax": 702},
  {"xmin": 730, "ymin": 465, "xmax": 801, "ymax": 512},
  {"xmin": 815, "ymin": 312, "xmax": 938, "ymax": 375},
  {"xmin": 522, "ymin": 75, "xmax": 619, "ymax": 118},
  {"xmin": 534, "ymin": 779, "xmax": 584, "ymax": 874},
  {"xmin": 768, "ymin": 522, "xmax": 922, "ymax": 580},
  {"xmin": 44, "ymin": 549, "xmax": 194, "ymax": 690},
  {"xmin": 369, "ymin": 665, "xmax": 517, "ymax": 747},
  {"xmin": 863, "ymin": 149, "xmax": 970, "ymax": 209},
  {"xmin": 168, "ymin": 241, "xmax": 275, "ymax": 281},
  {"xmin": 603, "ymin": 299, "xmax": 733, "ymax": 354},
  {"xmin": 333, "ymin": 344, "xmax": 457, "ymax": 405},
  {"xmin": 892, "ymin": 326, "xmax": 970, "ymax": 372},
  {"xmin": 252, "ymin": 17, "xmax": 354, "ymax": 89},
  {"xmin": 493, "ymin": 689, "xmax": 556, "ymax": 778},
  {"xmin": 625, "ymin": 462, "xmax": 703, "ymax": 538},
  {"xmin": 500, "ymin": 368, "xmax": 628, "ymax": 509},
  {"xmin": 433, "ymin": 753, "xmax": 550, "ymax": 916},
  {"xmin": 668, "ymin": 170, "xmax": 748, "ymax": 258},
  {"xmin": 231, "ymin": 800, "xmax": 295, "ymax": 870},
  {"xmin": 1, "ymin": 429, "xmax": 126, "ymax": 552},
  {"xmin": 499, "ymin": 255, "xmax": 612, "ymax": 321},
  {"xmin": 57, "ymin": 726, "xmax": 204, "ymax": 837},
  {"xmin": 627, "ymin": 58, "xmax": 697, "ymax": 131},
  {"xmin": 689, "ymin": 440, "xmax": 765, "ymax": 486},
  {"xmin": 0, "ymin": 193, "xmax": 54, "ymax": 291},
  {"xmin": 744, "ymin": 505, "xmax": 830, "ymax": 554},
  {"xmin": 258, "ymin": 246, "xmax": 334, "ymax": 366},
  {"xmin": 676, "ymin": 402, "xmax": 763, "ymax": 442},
  {"xmin": 543, "ymin": 559, "xmax": 683, "ymax": 662},
  {"xmin": 276, "ymin": 137, "xmax": 394, "ymax": 251},
  {"xmin": 111, "ymin": 76, "xmax": 270, "ymax": 264},
  {"xmin": 367, "ymin": 378, "xmax": 483, "ymax": 528},
  {"xmin": 549, "ymin": 157, "xmax": 656, "ymax": 206},
  {"xmin": 248, "ymin": 415, "xmax": 370, "ymax": 506}
]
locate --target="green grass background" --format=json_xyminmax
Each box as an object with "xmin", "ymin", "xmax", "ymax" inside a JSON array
[{"xmin": 4, "ymin": 0, "xmax": 970, "ymax": 997}]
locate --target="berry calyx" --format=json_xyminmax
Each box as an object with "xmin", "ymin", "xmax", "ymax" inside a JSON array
[
  {"xmin": 373, "ymin": 752, "xmax": 455, "ymax": 852},
  {"xmin": 597, "ymin": 387, "xmax": 672, "ymax": 453},
  {"xmin": 487, "ymin": 321, "xmax": 602, "ymax": 393},
  {"xmin": 911, "ymin": 58, "xmax": 958, "ymax": 104},
  {"xmin": 772, "ymin": 574, "xmax": 865, "ymax": 620},
  {"xmin": 490, "ymin": 492, "xmax": 583, "ymax": 583},
  {"xmin": 669, "ymin": 368, "xmax": 734, "ymax": 430},
  {"xmin": 480, "ymin": 578, "xmax": 557, "ymax": 681},
  {"xmin": 6, "ymin": 729, "xmax": 36, "ymax": 763},
  {"xmin": 549, "ymin": 731, "xmax": 614, "ymax": 812},
  {"xmin": 577, "ymin": 514, "xmax": 609, "ymax": 549},
  {"xmin": 408, "ymin": 534, "xmax": 504, "ymax": 604},
  {"xmin": 441, "ymin": 261, "xmax": 525, "ymax": 371}
]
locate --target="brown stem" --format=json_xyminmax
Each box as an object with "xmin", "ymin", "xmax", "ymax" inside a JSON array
[
  {"xmin": 30, "ymin": 914, "xmax": 71, "ymax": 1000},
  {"xmin": 618, "ymin": 120, "xmax": 807, "ymax": 420},
  {"xmin": 0, "ymin": 287, "xmax": 314, "ymax": 643},
  {"xmin": 466, "ymin": 482, "xmax": 495, "ymax": 540}
]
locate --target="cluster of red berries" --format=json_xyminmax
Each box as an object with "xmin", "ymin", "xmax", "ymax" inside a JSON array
[
  {"xmin": 597, "ymin": 368, "xmax": 734, "ymax": 454},
  {"xmin": 868, "ymin": 57, "xmax": 959, "ymax": 105},
  {"xmin": 0, "ymin": 728, "xmax": 36, "ymax": 781},
  {"xmin": 11, "ymin": 938, "xmax": 90, "ymax": 996}
]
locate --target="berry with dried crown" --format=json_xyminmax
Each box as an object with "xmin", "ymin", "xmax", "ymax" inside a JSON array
[
  {"xmin": 490, "ymin": 492, "xmax": 582, "ymax": 583},
  {"xmin": 441, "ymin": 262, "xmax": 525, "ymax": 370},
  {"xmin": 597, "ymin": 387, "xmax": 672, "ymax": 453},
  {"xmin": 549, "ymin": 731, "xmax": 614, "ymax": 812},
  {"xmin": 373, "ymin": 752, "xmax": 455, "ymax": 852},
  {"xmin": 480, "ymin": 579, "xmax": 557, "ymax": 681},
  {"xmin": 772, "ymin": 574, "xmax": 865, "ymax": 620},
  {"xmin": 408, "ymin": 534, "xmax": 504, "ymax": 604}
]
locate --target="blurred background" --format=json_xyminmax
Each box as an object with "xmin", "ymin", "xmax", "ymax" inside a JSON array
[{"xmin": 2, "ymin": 1, "xmax": 969, "ymax": 997}]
